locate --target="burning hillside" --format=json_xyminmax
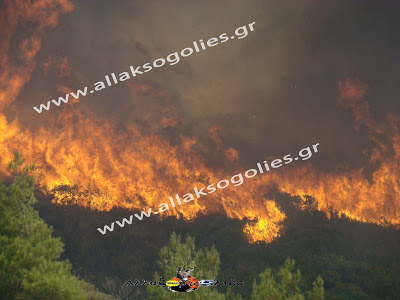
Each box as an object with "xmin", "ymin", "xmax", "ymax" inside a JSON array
[{"xmin": 1, "ymin": 0, "xmax": 399, "ymax": 244}]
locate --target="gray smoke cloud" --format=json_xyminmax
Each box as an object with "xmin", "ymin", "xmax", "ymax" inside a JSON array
[{"xmin": 12, "ymin": 0, "xmax": 400, "ymax": 170}]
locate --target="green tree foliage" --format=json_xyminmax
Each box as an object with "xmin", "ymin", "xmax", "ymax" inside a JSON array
[
  {"xmin": 0, "ymin": 151, "xmax": 110, "ymax": 300},
  {"xmin": 251, "ymin": 258, "xmax": 324, "ymax": 300},
  {"xmin": 146, "ymin": 232, "xmax": 242, "ymax": 300},
  {"xmin": 300, "ymin": 253, "xmax": 399, "ymax": 300}
]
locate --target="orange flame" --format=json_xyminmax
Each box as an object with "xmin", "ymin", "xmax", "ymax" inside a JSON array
[{"xmin": 256, "ymin": 78, "xmax": 400, "ymax": 229}]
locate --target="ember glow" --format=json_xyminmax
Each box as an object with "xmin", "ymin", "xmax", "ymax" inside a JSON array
[{"xmin": 1, "ymin": 0, "xmax": 399, "ymax": 244}]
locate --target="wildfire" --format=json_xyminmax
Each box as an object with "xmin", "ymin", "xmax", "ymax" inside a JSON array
[
  {"xmin": 260, "ymin": 78, "xmax": 400, "ymax": 227},
  {"xmin": 1, "ymin": 0, "xmax": 399, "ymax": 244}
]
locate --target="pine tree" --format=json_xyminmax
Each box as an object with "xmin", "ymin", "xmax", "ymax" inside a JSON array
[
  {"xmin": 0, "ymin": 151, "xmax": 110, "ymax": 299},
  {"xmin": 307, "ymin": 276, "xmax": 324, "ymax": 300},
  {"xmin": 147, "ymin": 232, "xmax": 241, "ymax": 300},
  {"xmin": 251, "ymin": 258, "xmax": 324, "ymax": 300}
]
